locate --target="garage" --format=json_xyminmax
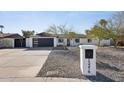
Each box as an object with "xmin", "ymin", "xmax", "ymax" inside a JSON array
[
  {"xmin": 33, "ymin": 38, "xmax": 54, "ymax": 47},
  {"xmin": 0, "ymin": 33, "xmax": 24, "ymax": 48},
  {"xmin": 14, "ymin": 38, "xmax": 26, "ymax": 48}
]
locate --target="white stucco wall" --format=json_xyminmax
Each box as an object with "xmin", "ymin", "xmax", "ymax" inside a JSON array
[
  {"xmin": 56, "ymin": 38, "xmax": 80, "ymax": 46},
  {"xmin": 26, "ymin": 38, "xmax": 29, "ymax": 47},
  {"xmin": 26, "ymin": 38, "xmax": 33, "ymax": 48},
  {"xmin": 70, "ymin": 39, "xmax": 74, "ymax": 46},
  {"xmin": 25, "ymin": 37, "xmax": 111, "ymax": 48},
  {"xmin": 57, "ymin": 38, "xmax": 67, "ymax": 46},
  {"xmin": 70, "ymin": 38, "xmax": 81, "ymax": 46},
  {"xmin": 80, "ymin": 38, "xmax": 88, "ymax": 45},
  {"xmin": 12, "ymin": 39, "xmax": 14, "ymax": 48},
  {"xmin": 99, "ymin": 39, "xmax": 111, "ymax": 46},
  {"xmin": 80, "ymin": 38, "xmax": 111, "ymax": 46},
  {"xmin": 87, "ymin": 39, "xmax": 110, "ymax": 46},
  {"xmin": 64, "ymin": 38, "xmax": 67, "ymax": 46},
  {"xmin": 54, "ymin": 37, "xmax": 57, "ymax": 47}
]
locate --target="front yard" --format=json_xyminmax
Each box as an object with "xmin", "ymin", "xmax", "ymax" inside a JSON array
[{"xmin": 37, "ymin": 47, "xmax": 124, "ymax": 82}]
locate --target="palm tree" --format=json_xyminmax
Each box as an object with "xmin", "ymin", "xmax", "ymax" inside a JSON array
[
  {"xmin": 0, "ymin": 25, "xmax": 4, "ymax": 33},
  {"xmin": 99, "ymin": 19, "xmax": 108, "ymax": 28},
  {"xmin": 21, "ymin": 30, "xmax": 35, "ymax": 38}
]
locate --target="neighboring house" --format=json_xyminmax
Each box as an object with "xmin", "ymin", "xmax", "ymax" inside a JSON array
[
  {"xmin": 26, "ymin": 32, "xmax": 111, "ymax": 48},
  {"xmin": 0, "ymin": 33, "xmax": 25, "ymax": 48}
]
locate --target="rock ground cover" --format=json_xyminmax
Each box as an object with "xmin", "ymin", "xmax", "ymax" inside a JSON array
[{"xmin": 37, "ymin": 47, "xmax": 124, "ymax": 82}]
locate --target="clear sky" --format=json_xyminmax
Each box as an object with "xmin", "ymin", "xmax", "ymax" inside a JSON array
[{"xmin": 0, "ymin": 11, "xmax": 115, "ymax": 35}]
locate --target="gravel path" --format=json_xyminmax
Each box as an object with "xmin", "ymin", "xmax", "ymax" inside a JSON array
[{"xmin": 37, "ymin": 47, "xmax": 124, "ymax": 82}]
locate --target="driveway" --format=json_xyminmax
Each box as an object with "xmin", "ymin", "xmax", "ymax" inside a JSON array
[{"xmin": 0, "ymin": 48, "xmax": 52, "ymax": 78}]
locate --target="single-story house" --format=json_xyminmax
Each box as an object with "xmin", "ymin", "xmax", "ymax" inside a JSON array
[
  {"xmin": 26, "ymin": 32, "xmax": 111, "ymax": 48},
  {"xmin": 0, "ymin": 33, "xmax": 25, "ymax": 48},
  {"xmin": 26, "ymin": 32, "xmax": 57, "ymax": 48},
  {"xmin": 0, "ymin": 32, "xmax": 111, "ymax": 48}
]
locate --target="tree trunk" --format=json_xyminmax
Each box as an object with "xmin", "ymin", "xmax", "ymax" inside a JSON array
[
  {"xmin": 113, "ymin": 39, "xmax": 118, "ymax": 48},
  {"xmin": 98, "ymin": 39, "xmax": 101, "ymax": 46},
  {"xmin": 20, "ymin": 39, "xmax": 23, "ymax": 47},
  {"xmin": 115, "ymin": 41, "xmax": 118, "ymax": 48}
]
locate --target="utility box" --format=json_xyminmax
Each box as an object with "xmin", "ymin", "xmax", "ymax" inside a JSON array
[{"xmin": 79, "ymin": 45, "xmax": 97, "ymax": 76}]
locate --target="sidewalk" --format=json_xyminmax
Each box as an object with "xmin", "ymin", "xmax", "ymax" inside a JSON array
[{"xmin": 0, "ymin": 77, "xmax": 90, "ymax": 82}]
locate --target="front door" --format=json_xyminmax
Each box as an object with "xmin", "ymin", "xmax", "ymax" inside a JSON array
[{"xmin": 67, "ymin": 39, "xmax": 70, "ymax": 46}]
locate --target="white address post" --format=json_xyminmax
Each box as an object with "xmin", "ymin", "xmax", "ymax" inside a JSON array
[{"xmin": 79, "ymin": 45, "xmax": 97, "ymax": 76}]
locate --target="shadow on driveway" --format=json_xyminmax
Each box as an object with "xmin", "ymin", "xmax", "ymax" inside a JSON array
[
  {"xmin": 97, "ymin": 61, "xmax": 120, "ymax": 72},
  {"xmin": 24, "ymin": 46, "xmax": 68, "ymax": 51},
  {"xmin": 86, "ymin": 72, "xmax": 115, "ymax": 82},
  {"xmin": 24, "ymin": 47, "xmax": 53, "ymax": 51}
]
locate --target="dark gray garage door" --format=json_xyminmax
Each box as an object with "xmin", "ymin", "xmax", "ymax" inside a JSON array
[{"xmin": 33, "ymin": 38, "xmax": 54, "ymax": 47}]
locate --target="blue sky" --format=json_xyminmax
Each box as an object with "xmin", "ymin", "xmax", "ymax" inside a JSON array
[{"xmin": 0, "ymin": 11, "xmax": 115, "ymax": 35}]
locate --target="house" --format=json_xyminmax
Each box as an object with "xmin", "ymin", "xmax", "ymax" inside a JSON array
[
  {"xmin": 26, "ymin": 32, "xmax": 56, "ymax": 48},
  {"xmin": 0, "ymin": 33, "xmax": 25, "ymax": 48},
  {"xmin": 0, "ymin": 32, "xmax": 111, "ymax": 48},
  {"xmin": 26, "ymin": 32, "xmax": 111, "ymax": 48}
]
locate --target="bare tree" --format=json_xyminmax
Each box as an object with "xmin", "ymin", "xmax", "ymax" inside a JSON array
[{"xmin": 46, "ymin": 24, "xmax": 60, "ymax": 36}]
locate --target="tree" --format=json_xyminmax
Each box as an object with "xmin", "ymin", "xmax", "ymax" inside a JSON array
[
  {"xmin": 46, "ymin": 24, "xmax": 76, "ymax": 38},
  {"xmin": 86, "ymin": 19, "xmax": 109, "ymax": 46},
  {"xmin": 85, "ymin": 29, "xmax": 90, "ymax": 35},
  {"xmin": 46, "ymin": 24, "xmax": 77, "ymax": 48},
  {"xmin": 107, "ymin": 12, "xmax": 124, "ymax": 48},
  {"xmin": 46, "ymin": 24, "xmax": 60, "ymax": 36},
  {"xmin": 21, "ymin": 30, "xmax": 35, "ymax": 38},
  {"xmin": 67, "ymin": 32, "xmax": 77, "ymax": 39},
  {"xmin": 87, "ymin": 25, "xmax": 107, "ymax": 46},
  {"xmin": 57, "ymin": 25, "xmax": 77, "ymax": 47},
  {"xmin": 57, "ymin": 24, "xmax": 71, "ymax": 38},
  {"xmin": 57, "ymin": 25, "xmax": 77, "ymax": 39},
  {"xmin": 58, "ymin": 25, "xmax": 68, "ymax": 33},
  {"xmin": 99, "ymin": 19, "xmax": 108, "ymax": 28},
  {"xmin": 0, "ymin": 25, "xmax": 4, "ymax": 33}
]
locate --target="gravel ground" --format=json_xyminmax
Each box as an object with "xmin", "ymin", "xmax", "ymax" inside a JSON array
[
  {"xmin": 96, "ymin": 47, "xmax": 124, "ymax": 82},
  {"xmin": 37, "ymin": 47, "xmax": 124, "ymax": 82}
]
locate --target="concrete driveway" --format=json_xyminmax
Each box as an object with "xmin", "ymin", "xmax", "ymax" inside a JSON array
[{"xmin": 0, "ymin": 48, "xmax": 52, "ymax": 78}]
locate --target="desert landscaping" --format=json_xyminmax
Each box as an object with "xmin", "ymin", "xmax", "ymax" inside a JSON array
[
  {"xmin": 0, "ymin": 11, "xmax": 124, "ymax": 82},
  {"xmin": 37, "ymin": 47, "xmax": 124, "ymax": 82}
]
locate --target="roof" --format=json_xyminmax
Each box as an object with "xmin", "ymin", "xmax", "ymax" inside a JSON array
[
  {"xmin": 0, "ymin": 33, "xmax": 23, "ymax": 39},
  {"xmin": 36, "ymin": 32, "xmax": 56, "ymax": 37},
  {"xmin": 57, "ymin": 34, "xmax": 86, "ymax": 38},
  {"xmin": 35, "ymin": 32, "xmax": 86, "ymax": 38}
]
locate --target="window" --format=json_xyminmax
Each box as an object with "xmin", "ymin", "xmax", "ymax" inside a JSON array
[
  {"xmin": 58, "ymin": 38, "xmax": 64, "ymax": 43},
  {"xmin": 88, "ymin": 39, "xmax": 92, "ymax": 43},
  {"xmin": 75, "ymin": 39, "xmax": 80, "ymax": 43}
]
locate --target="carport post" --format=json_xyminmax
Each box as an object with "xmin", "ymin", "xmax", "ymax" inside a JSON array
[{"xmin": 54, "ymin": 37, "xmax": 57, "ymax": 47}]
